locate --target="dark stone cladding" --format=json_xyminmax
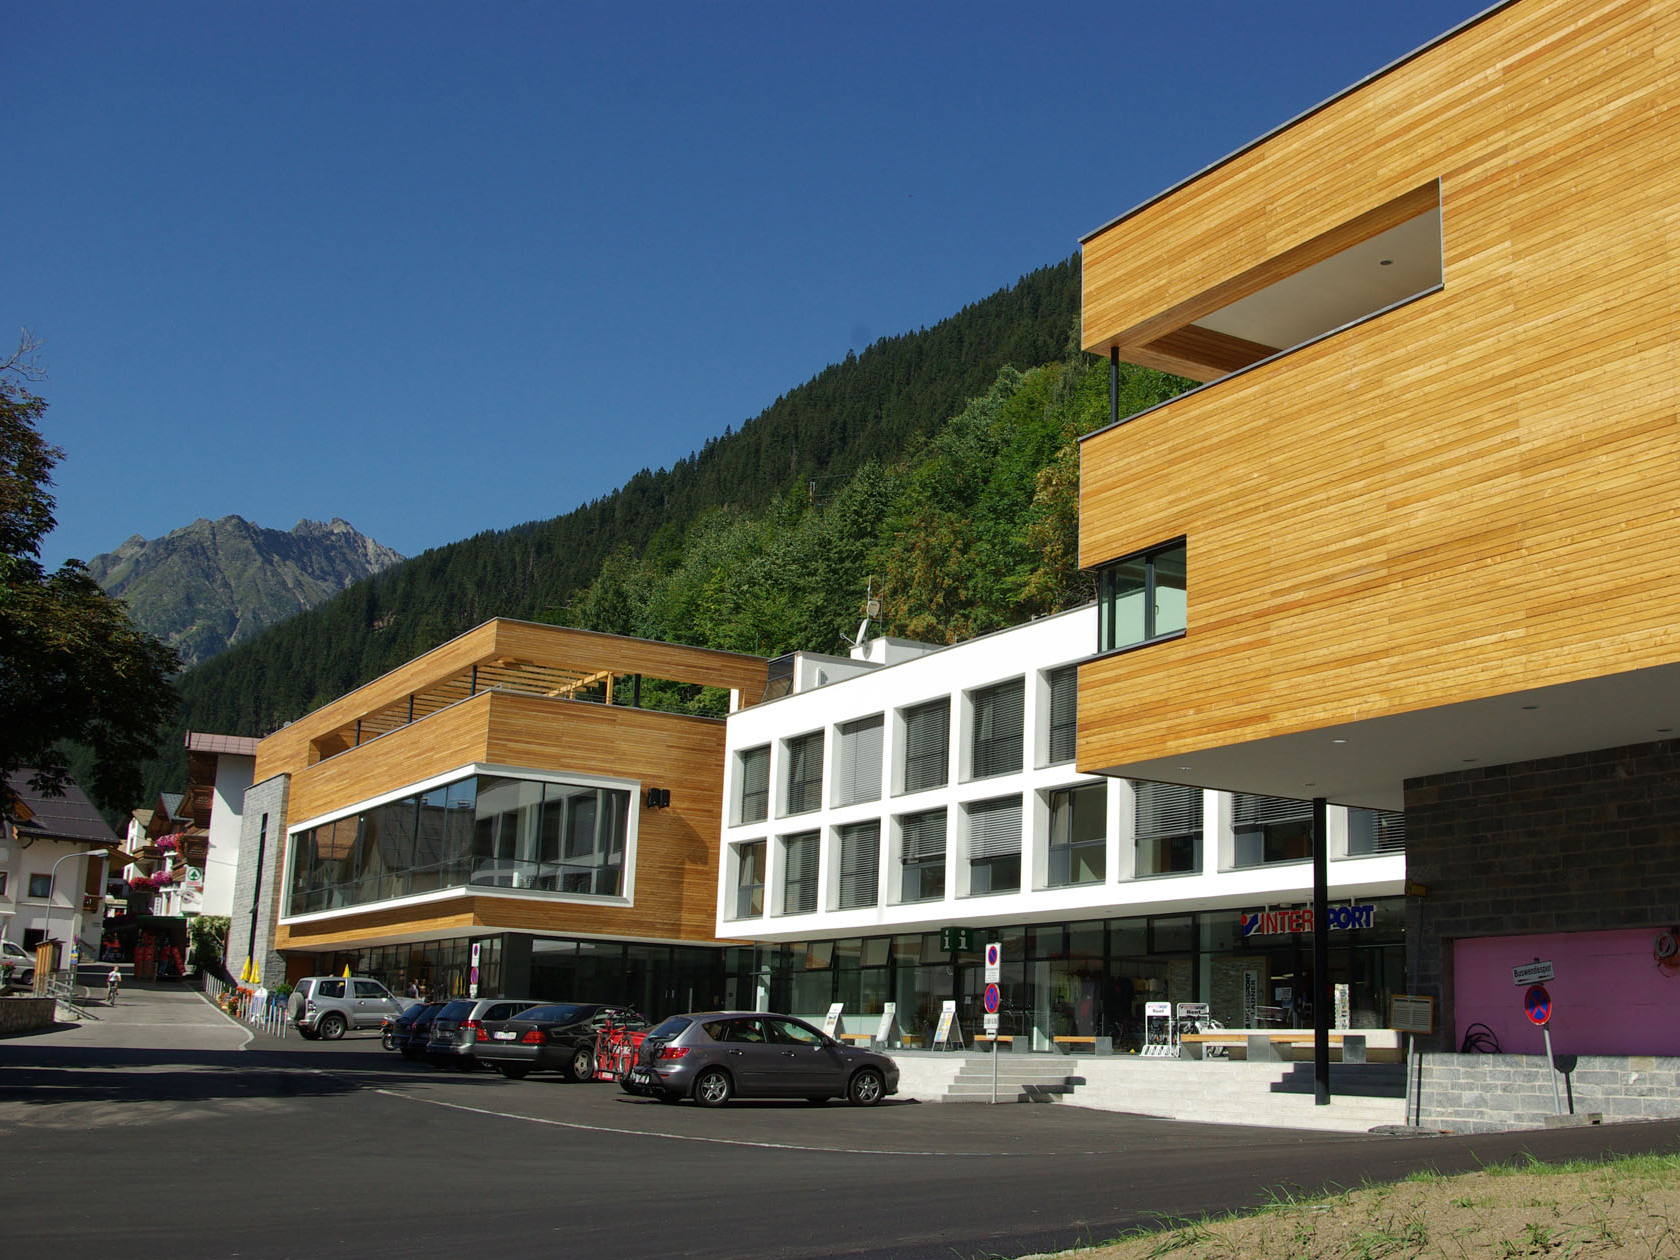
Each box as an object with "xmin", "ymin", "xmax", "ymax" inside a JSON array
[{"xmin": 1404, "ymin": 739, "xmax": 1680, "ymax": 1051}]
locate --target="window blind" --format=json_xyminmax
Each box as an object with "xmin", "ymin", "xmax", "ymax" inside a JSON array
[
  {"xmin": 1232, "ymin": 793, "xmax": 1313, "ymax": 827},
  {"xmin": 968, "ymin": 796, "xmax": 1022, "ymax": 858},
  {"xmin": 1047, "ymin": 666, "xmax": 1077, "ymax": 764},
  {"xmin": 738, "ymin": 746, "xmax": 770, "ymax": 823},
  {"xmin": 1134, "ymin": 781, "xmax": 1202, "ymax": 837},
  {"xmin": 781, "ymin": 832, "xmax": 818, "ymax": 915},
  {"xmin": 837, "ymin": 821, "xmax": 879, "ymax": 909},
  {"xmin": 900, "ymin": 809, "xmax": 947, "ymax": 862},
  {"xmin": 834, "ymin": 716, "xmax": 883, "ymax": 806},
  {"xmin": 784, "ymin": 732, "xmax": 823, "ymax": 814},
  {"xmin": 970, "ymin": 678, "xmax": 1024, "ymax": 779},
  {"xmin": 902, "ymin": 700, "xmax": 950, "ymax": 792}
]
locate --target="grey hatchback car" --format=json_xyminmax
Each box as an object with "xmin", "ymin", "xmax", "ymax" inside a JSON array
[{"xmin": 625, "ymin": 1011, "xmax": 898, "ymax": 1107}]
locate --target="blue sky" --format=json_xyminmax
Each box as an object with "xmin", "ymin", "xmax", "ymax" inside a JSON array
[{"xmin": 12, "ymin": 1, "xmax": 1491, "ymax": 571}]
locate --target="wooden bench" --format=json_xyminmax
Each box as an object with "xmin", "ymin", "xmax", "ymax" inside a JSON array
[
  {"xmin": 837, "ymin": 1032, "xmax": 874, "ymax": 1045},
  {"xmin": 1179, "ymin": 1031, "xmax": 1367, "ymax": 1063},
  {"xmin": 1052, "ymin": 1034, "xmax": 1113, "ymax": 1056}
]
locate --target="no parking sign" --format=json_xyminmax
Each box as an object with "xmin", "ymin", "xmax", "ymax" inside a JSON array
[{"xmin": 1525, "ymin": 984, "xmax": 1551, "ymax": 1026}]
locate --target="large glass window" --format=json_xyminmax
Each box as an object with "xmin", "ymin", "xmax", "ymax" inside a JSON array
[
  {"xmin": 780, "ymin": 831, "xmax": 819, "ymax": 916},
  {"xmin": 1347, "ymin": 807, "xmax": 1407, "ymax": 855},
  {"xmin": 966, "ymin": 795, "xmax": 1021, "ymax": 895},
  {"xmin": 783, "ymin": 732, "xmax": 823, "ymax": 816},
  {"xmin": 1046, "ymin": 666, "xmax": 1077, "ymax": 765},
  {"xmin": 834, "ymin": 716, "xmax": 883, "ymax": 807},
  {"xmin": 737, "ymin": 745, "xmax": 770, "ymax": 824},
  {"xmin": 901, "ymin": 699, "xmax": 950, "ymax": 793},
  {"xmin": 286, "ymin": 773, "xmax": 630, "ymax": 915},
  {"xmin": 969, "ymin": 678, "xmax": 1024, "ymax": 780},
  {"xmin": 836, "ymin": 820, "xmax": 879, "ymax": 909},
  {"xmin": 1231, "ymin": 794, "xmax": 1314, "ymax": 867},
  {"xmin": 1097, "ymin": 539, "xmax": 1187, "ymax": 653},
  {"xmin": 1048, "ymin": 783, "xmax": 1106, "ymax": 886},
  {"xmin": 1134, "ymin": 781, "xmax": 1201, "ymax": 876},
  {"xmin": 898, "ymin": 809, "xmax": 946, "ymax": 902},
  {"xmin": 733, "ymin": 840, "xmax": 765, "ymax": 919}
]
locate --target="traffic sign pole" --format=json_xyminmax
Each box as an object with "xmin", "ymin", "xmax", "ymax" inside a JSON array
[{"xmin": 1525, "ymin": 983, "xmax": 1562, "ymax": 1115}]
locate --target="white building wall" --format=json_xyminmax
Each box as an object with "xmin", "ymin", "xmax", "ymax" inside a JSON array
[
  {"xmin": 0, "ymin": 833, "xmax": 109, "ymax": 958},
  {"xmin": 201, "ymin": 753, "xmax": 255, "ymax": 918},
  {"xmin": 718, "ymin": 605, "xmax": 1405, "ymax": 943}
]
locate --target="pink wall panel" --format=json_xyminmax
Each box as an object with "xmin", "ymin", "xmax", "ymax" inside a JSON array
[{"xmin": 1453, "ymin": 929, "xmax": 1680, "ymax": 1057}]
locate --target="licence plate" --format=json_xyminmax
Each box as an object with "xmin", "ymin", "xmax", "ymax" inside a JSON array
[
  {"xmin": 629, "ymin": 1069, "xmax": 651, "ymax": 1083},
  {"xmin": 493, "ymin": 1030, "xmax": 517, "ymax": 1041}
]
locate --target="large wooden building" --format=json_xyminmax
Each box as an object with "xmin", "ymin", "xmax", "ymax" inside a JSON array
[
  {"xmin": 232, "ymin": 619, "xmax": 769, "ymax": 1016},
  {"xmin": 1077, "ymin": 0, "xmax": 1680, "ymax": 1070}
]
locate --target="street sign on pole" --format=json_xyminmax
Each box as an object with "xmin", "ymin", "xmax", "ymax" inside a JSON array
[
  {"xmin": 983, "ymin": 983, "xmax": 1001, "ymax": 1014},
  {"xmin": 1525, "ymin": 984, "xmax": 1552, "ymax": 1026},
  {"xmin": 984, "ymin": 941, "xmax": 1001, "ymax": 984},
  {"xmin": 1513, "ymin": 960, "xmax": 1555, "ymax": 986}
]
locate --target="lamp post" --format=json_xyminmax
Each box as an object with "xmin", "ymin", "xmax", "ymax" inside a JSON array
[{"xmin": 45, "ymin": 850, "xmax": 107, "ymax": 976}]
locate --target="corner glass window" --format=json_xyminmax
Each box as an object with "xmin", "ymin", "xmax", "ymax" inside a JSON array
[
  {"xmin": 737, "ymin": 745, "xmax": 770, "ymax": 824},
  {"xmin": 1097, "ymin": 540, "xmax": 1186, "ymax": 654},
  {"xmin": 969, "ymin": 678, "xmax": 1024, "ymax": 780}
]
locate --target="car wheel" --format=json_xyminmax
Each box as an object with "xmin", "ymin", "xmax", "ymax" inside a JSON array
[
  {"xmin": 847, "ymin": 1067, "xmax": 885, "ymax": 1107},
  {"xmin": 297, "ymin": 1027, "xmax": 320, "ymax": 1041},
  {"xmin": 318, "ymin": 1013, "xmax": 347, "ymax": 1040},
  {"xmin": 381, "ymin": 1029, "xmax": 396, "ymax": 1050},
  {"xmin": 569, "ymin": 1047, "xmax": 595, "ymax": 1082},
  {"xmin": 500, "ymin": 1064, "xmax": 531, "ymax": 1080},
  {"xmin": 693, "ymin": 1068, "xmax": 732, "ymax": 1107}
]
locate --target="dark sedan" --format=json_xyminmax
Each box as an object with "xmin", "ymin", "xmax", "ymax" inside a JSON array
[
  {"xmin": 397, "ymin": 1002, "xmax": 448, "ymax": 1060},
  {"xmin": 473, "ymin": 1002, "xmax": 647, "ymax": 1081},
  {"xmin": 624, "ymin": 1012, "xmax": 898, "ymax": 1107}
]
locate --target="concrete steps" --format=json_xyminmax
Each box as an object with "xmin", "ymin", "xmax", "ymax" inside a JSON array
[{"xmin": 942, "ymin": 1057, "xmax": 1084, "ymax": 1103}]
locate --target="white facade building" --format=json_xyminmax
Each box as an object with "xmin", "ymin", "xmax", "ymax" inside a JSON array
[{"xmin": 716, "ymin": 606, "xmax": 1407, "ymax": 1050}]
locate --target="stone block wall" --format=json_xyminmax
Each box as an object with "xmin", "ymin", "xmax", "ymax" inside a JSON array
[
  {"xmin": 0, "ymin": 996, "xmax": 56, "ymax": 1033},
  {"xmin": 229, "ymin": 774, "xmax": 290, "ymax": 988},
  {"xmin": 1405, "ymin": 739, "xmax": 1680, "ymax": 1050},
  {"xmin": 1419, "ymin": 1052, "xmax": 1680, "ymax": 1133}
]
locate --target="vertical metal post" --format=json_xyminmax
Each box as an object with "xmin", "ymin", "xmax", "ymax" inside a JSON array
[
  {"xmin": 1313, "ymin": 795, "xmax": 1330, "ymax": 1106},
  {"xmin": 1542, "ymin": 1026, "xmax": 1563, "ymax": 1115},
  {"xmin": 991, "ymin": 1030, "xmax": 998, "ymax": 1104},
  {"xmin": 1109, "ymin": 347, "xmax": 1120, "ymax": 428}
]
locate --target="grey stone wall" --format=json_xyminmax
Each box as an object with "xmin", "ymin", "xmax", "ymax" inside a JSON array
[
  {"xmin": 1404, "ymin": 739, "xmax": 1680, "ymax": 1050},
  {"xmin": 0, "ymin": 996, "xmax": 56, "ymax": 1033},
  {"xmin": 1419, "ymin": 1051, "xmax": 1680, "ymax": 1133},
  {"xmin": 229, "ymin": 774, "xmax": 290, "ymax": 988}
]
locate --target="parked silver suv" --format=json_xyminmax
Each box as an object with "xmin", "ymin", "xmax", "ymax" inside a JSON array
[{"xmin": 288, "ymin": 975, "xmax": 405, "ymax": 1040}]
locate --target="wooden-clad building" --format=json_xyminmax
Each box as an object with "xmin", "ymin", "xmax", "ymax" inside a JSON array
[
  {"xmin": 1078, "ymin": 0, "xmax": 1680, "ymax": 1083},
  {"xmin": 233, "ymin": 619, "xmax": 770, "ymax": 1015}
]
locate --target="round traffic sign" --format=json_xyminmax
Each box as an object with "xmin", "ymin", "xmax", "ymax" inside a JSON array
[
  {"xmin": 985, "ymin": 942, "xmax": 1001, "ymax": 969},
  {"xmin": 1525, "ymin": 984, "xmax": 1551, "ymax": 1026},
  {"xmin": 983, "ymin": 983, "xmax": 1001, "ymax": 1014}
]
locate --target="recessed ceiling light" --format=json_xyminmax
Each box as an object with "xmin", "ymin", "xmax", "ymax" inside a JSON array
[
  {"xmin": 1331, "ymin": 738, "xmax": 1348, "ymax": 744},
  {"xmin": 1303, "ymin": 781, "xmax": 1316, "ymax": 787},
  {"xmin": 1379, "ymin": 259, "xmax": 1394, "ymax": 266},
  {"xmin": 1521, "ymin": 704, "xmax": 1539, "ymax": 711},
  {"xmin": 1177, "ymin": 765, "xmax": 1192, "ymax": 771},
  {"xmin": 1659, "ymin": 728, "xmax": 1673, "ymax": 734},
  {"xmin": 1462, "ymin": 757, "xmax": 1478, "ymax": 763}
]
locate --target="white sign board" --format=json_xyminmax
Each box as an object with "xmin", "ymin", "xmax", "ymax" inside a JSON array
[
  {"xmin": 984, "ymin": 941, "xmax": 1001, "ymax": 984},
  {"xmin": 983, "ymin": 1012, "xmax": 1000, "ymax": 1035},
  {"xmin": 875, "ymin": 1002, "xmax": 897, "ymax": 1044},
  {"xmin": 822, "ymin": 1002, "xmax": 845, "ymax": 1037},
  {"xmin": 933, "ymin": 999, "xmax": 958, "ymax": 1047},
  {"xmin": 1512, "ymin": 960, "xmax": 1555, "ymax": 986},
  {"xmin": 1144, "ymin": 1000, "xmax": 1171, "ymax": 1018},
  {"xmin": 1390, "ymin": 994, "xmax": 1436, "ymax": 1034}
]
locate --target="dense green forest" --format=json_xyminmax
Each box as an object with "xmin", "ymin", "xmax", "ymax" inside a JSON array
[{"xmin": 136, "ymin": 256, "xmax": 1189, "ymax": 807}]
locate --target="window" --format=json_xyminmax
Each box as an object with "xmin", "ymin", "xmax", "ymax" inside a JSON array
[
  {"xmin": 780, "ymin": 832, "xmax": 819, "ymax": 915},
  {"xmin": 0, "ymin": 872, "xmax": 7, "ymax": 896},
  {"xmin": 733, "ymin": 841, "xmax": 765, "ymax": 919},
  {"xmin": 1046, "ymin": 666, "xmax": 1077, "ymax": 765},
  {"xmin": 898, "ymin": 809, "xmax": 946, "ymax": 902},
  {"xmin": 27, "ymin": 874, "xmax": 52, "ymax": 899},
  {"xmin": 1097, "ymin": 539, "xmax": 1187, "ymax": 653},
  {"xmin": 1048, "ymin": 783, "xmax": 1106, "ymax": 886},
  {"xmin": 784, "ymin": 732, "xmax": 823, "ymax": 816},
  {"xmin": 1347, "ymin": 808, "xmax": 1407, "ymax": 855},
  {"xmin": 901, "ymin": 699, "xmax": 950, "ymax": 793},
  {"xmin": 836, "ymin": 821, "xmax": 879, "ymax": 909},
  {"xmin": 318, "ymin": 979, "xmax": 345, "ymax": 999},
  {"xmin": 1134, "ymin": 781, "xmax": 1202, "ymax": 876},
  {"xmin": 969, "ymin": 678, "xmax": 1024, "ymax": 780},
  {"xmin": 737, "ymin": 745, "xmax": 770, "ymax": 824},
  {"xmin": 1232, "ymin": 794, "xmax": 1313, "ymax": 867},
  {"xmin": 834, "ymin": 716, "xmax": 883, "ymax": 806},
  {"xmin": 966, "ymin": 796, "xmax": 1021, "ymax": 895}
]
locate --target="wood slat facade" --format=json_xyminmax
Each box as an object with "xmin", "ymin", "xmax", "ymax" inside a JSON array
[
  {"xmin": 258, "ymin": 620, "xmax": 768, "ymax": 957},
  {"xmin": 1077, "ymin": 0, "xmax": 1680, "ymax": 789}
]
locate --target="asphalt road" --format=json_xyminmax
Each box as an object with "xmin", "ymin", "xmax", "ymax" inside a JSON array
[{"xmin": 4, "ymin": 986, "xmax": 1678, "ymax": 1260}]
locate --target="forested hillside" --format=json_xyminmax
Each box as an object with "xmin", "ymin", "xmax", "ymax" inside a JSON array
[{"xmin": 141, "ymin": 256, "xmax": 1188, "ymax": 805}]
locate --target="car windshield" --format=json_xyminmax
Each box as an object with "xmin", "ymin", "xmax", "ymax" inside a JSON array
[
  {"xmin": 437, "ymin": 1001, "xmax": 475, "ymax": 1020},
  {"xmin": 645, "ymin": 1016, "xmax": 692, "ymax": 1039},
  {"xmin": 518, "ymin": 1003, "xmax": 595, "ymax": 1024}
]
